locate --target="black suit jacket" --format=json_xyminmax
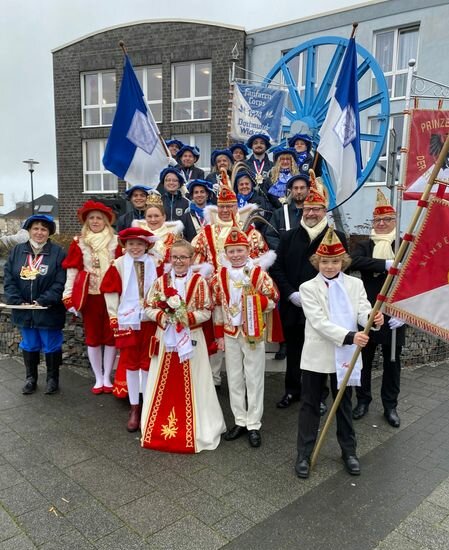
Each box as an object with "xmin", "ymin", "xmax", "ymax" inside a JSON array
[
  {"xmin": 350, "ymin": 238, "xmax": 405, "ymax": 345},
  {"xmin": 270, "ymin": 224, "xmax": 348, "ymax": 327}
]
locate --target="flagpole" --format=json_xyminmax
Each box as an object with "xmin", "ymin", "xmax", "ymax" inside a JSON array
[
  {"xmin": 390, "ymin": 58, "xmax": 416, "ymax": 361},
  {"xmin": 118, "ymin": 41, "xmax": 173, "ymax": 161},
  {"xmin": 310, "ymin": 132, "xmax": 449, "ymax": 471}
]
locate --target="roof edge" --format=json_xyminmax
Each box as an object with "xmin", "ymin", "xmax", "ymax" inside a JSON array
[{"xmin": 52, "ymin": 18, "xmax": 245, "ymax": 53}]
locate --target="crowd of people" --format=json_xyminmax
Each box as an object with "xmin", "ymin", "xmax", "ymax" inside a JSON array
[{"xmin": 3, "ymin": 132, "xmax": 406, "ymax": 478}]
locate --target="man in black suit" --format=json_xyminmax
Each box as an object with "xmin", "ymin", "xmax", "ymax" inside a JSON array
[
  {"xmin": 270, "ymin": 178, "xmax": 347, "ymax": 409},
  {"xmin": 350, "ymin": 189, "xmax": 405, "ymax": 428}
]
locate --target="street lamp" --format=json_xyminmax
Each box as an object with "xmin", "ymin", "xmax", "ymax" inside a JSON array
[{"xmin": 22, "ymin": 159, "xmax": 39, "ymax": 214}]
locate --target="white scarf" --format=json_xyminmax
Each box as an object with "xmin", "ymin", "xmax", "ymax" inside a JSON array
[
  {"xmin": 370, "ymin": 228, "xmax": 396, "ymax": 260},
  {"xmin": 118, "ymin": 253, "xmax": 157, "ymax": 330},
  {"xmin": 300, "ymin": 216, "xmax": 329, "ymax": 243},
  {"xmin": 163, "ymin": 269, "xmax": 193, "ymax": 362},
  {"xmin": 320, "ymin": 272, "xmax": 362, "ymax": 388}
]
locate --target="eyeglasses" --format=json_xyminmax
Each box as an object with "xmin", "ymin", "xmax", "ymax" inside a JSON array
[
  {"xmin": 217, "ymin": 205, "xmax": 234, "ymax": 209},
  {"xmin": 303, "ymin": 207, "xmax": 325, "ymax": 214},
  {"xmin": 170, "ymin": 255, "xmax": 191, "ymax": 262},
  {"xmin": 373, "ymin": 217, "xmax": 396, "ymax": 224}
]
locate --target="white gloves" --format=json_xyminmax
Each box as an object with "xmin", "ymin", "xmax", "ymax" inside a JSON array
[
  {"xmin": 289, "ymin": 291, "xmax": 302, "ymax": 307},
  {"xmin": 385, "ymin": 260, "xmax": 402, "ymax": 271},
  {"xmin": 388, "ymin": 317, "xmax": 405, "ymax": 330},
  {"xmin": 167, "ymin": 157, "xmax": 178, "ymax": 167},
  {"xmin": 68, "ymin": 307, "xmax": 79, "ymax": 317}
]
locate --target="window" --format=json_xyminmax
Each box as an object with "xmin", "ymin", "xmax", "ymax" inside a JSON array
[
  {"xmin": 81, "ymin": 71, "xmax": 116, "ymax": 126},
  {"xmin": 135, "ymin": 65, "xmax": 163, "ymax": 123},
  {"xmin": 367, "ymin": 114, "xmax": 403, "ymax": 184},
  {"xmin": 172, "ymin": 61, "xmax": 211, "ymax": 121},
  {"xmin": 373, "ymin": 26, "xmax": 419, "ymax": 99},
  {"xmin": 83, "ymin": 139, "xmax": 118, "ymax": 192},
  {"xmin": 173, "ymin": 133, "xmax": 211, "ymax": 173}
]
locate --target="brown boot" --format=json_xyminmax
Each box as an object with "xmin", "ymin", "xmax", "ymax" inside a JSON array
[{"xmin": 127, "ymin": 404, "xmax": 141, "ymax": 432}]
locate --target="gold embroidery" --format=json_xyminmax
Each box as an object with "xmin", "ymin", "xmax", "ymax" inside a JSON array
[
  {"xmin": 142, "ymin": 352, "xmax": 171, "ymax": 445},
  {"xmin": 183, "ymin": 360, "xmax": 194, "ymax": 448},
  {"xmin": 161, "ymin": 407, "xmax": 178, "ymax": 439}
]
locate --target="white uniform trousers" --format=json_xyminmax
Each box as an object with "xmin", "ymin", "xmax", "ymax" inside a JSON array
[
  {"xmin": 224, "ymin": 333, "xmax": 265, "ymax": 430},
  {"xmin": 210, "ymin": 350, "xmax": 223, "ymax": 386}
]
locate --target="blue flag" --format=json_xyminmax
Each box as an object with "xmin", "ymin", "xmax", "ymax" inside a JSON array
[
  {"xmin": 103, "ymin": 56, "xmax": 169, "ymax": 186},
  {"xmin": 318, "ymin": 37, "xmax": 363, "ymax": 205}
]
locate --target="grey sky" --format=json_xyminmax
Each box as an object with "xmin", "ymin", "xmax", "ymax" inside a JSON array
[{"xmin": 0, "ymin": 0, "xmax": 366, "ymax": 213}]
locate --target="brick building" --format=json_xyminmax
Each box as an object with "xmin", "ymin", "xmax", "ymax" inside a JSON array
[{"xmin": 52, "ymin": 20, "xmax": 246, "ymax": 234}]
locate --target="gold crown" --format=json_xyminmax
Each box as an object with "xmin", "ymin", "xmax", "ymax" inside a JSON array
[{"xmin": 145, "ymin": 191, "xmax": 163, "ymax": 208}]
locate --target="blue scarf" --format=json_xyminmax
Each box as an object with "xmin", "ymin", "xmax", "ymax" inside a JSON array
[
  {"xmin": 237, "ymin": 191, "xmax": 254, "ymax": 208},
  {"xmin": 189, "ymin": 202, "xmax": 206, "ymax": 223},
  {"xmin": 297, "ymin": 151, "xmax": 308, "ymax": 165},
  {"xmin": 269, "ymin": 169, "xmax": 291, "ymax": 198}
]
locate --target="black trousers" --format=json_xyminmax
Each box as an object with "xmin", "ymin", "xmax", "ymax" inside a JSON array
[
  {"xmin": 356, "ymin": 341, "xmax": 402, "ymax": 411},
  {"xmin": 283, "ymin": 323, "xmax": 305, "ymax": 398},
  {"xmin": 297, "ymin": 371, "xmax": 356, "ymax": 459}
]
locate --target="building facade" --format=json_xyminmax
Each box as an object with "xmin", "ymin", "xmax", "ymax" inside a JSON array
[
  {"xmin": 246, "ymin": 0, "xmax": 449, "ymax": 231},
  {"xmin": 53, "ymin": 20, "xmax": 245, "ymax": 233}
]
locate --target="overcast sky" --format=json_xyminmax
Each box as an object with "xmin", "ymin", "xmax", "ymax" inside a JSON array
[{"xmin": 0, "ymin": 0, "xmax": 367, "ymax": 213}]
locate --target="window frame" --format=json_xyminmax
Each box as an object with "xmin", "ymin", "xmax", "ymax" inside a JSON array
[
  {"xmin": 173, "ymin": 133, "xmax": 211, "ymax": 174},
  {"xmin": 366, "ymin": 113, "xmax": 404, "ymax": 186},
  {"xmin": 81, "ymin": 71, "xmax": 117, "ymax": 127},
  {"xmin": 82, "ymin": 139, "xmax": 118, "ymax": 193},
  {"xmin": 134, "ymin": 64, "xmax": 163, "ymax": 123},
  {"xmin": 372, "ymin": 25, "xmax": 420, "ymax": 101},
  {"xmin": 171, "ymin": 61, "xmax": 212, "ymax": 122}
]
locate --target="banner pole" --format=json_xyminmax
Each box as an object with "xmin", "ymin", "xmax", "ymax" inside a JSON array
[{"xmin": 310, "ymin": 132, "xmax": 449, "ymax": 470}]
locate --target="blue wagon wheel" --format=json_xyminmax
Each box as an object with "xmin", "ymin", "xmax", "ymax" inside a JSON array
[{"xmin": 264, "ymin": 36, "xmax": 390, "ymax": 209}]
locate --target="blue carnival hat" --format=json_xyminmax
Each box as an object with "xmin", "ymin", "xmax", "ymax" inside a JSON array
[
  {"xmin": 288, "ymin": 133, "xmax": 313, "ymax": 150},
  {"xmin": 286, "ymin": 173, "xmax": 310, "ymax": 189},
  {"xmin": 159, "ymin": 167, "xmax": 184, "ymax": 186},
  {"xmin": 246, "ymin": 133, "xmax": 271, "ymax": 150},
  {"xmin": 273, "ymin": 147, "xmax": 298, "ymax": 163},
  {"xmin": 124, "ymin": 185, "xmax": 152, "ymax": 199},
  {"xmin": 229, "ymin": 143, "xmax": 250, "ymax": 157},
  {"xmin": 210, "ymin": 149, "xmax": 234, "ymax": 166},
  {"xmin": 23, "ymin": 214, "xmax": 56, "ymax": 235},
  {"xmin": 176, "ymin": 145, "xmax": 200, "ymax": 162},
  {"xmin": 233, "ymin": 170, "xmax": 256, "ymax": 191},
  {"xmin": 187, "ymin": 179, "xmax": 214, "ymax": 195},
  {"xmin": 165, "ymin": 139, "xmax": 184, "ymax": 150}
]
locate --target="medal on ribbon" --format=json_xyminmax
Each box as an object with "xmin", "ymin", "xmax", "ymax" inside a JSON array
[{"xmin": 20, "ymin": 254, "xmax": 44, "ymax": 280}]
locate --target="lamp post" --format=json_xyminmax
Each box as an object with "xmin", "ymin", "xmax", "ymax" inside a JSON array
[{"xmin": 22, "ymin": 159, "xmax": 39, "ymax": 214}]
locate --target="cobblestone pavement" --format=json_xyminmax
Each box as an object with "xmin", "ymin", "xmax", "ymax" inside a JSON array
[{"xmin": 1, "ymin": 355, "xmax": 449, "ymax": 549}]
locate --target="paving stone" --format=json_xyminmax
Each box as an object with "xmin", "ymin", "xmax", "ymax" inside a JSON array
[
  {"xmin": 40, "ymin": 530, "xmax": 95, "ymax": 549},
  {"xmin": 213, "ymin": 511, "xmax": 255, "ymax": 541},
  {"xmin": 17, "ymin": 507, "xmax": 74, "ymax": 546},
  {"xmin": 375, "ymin": 530, "xmax": 426, "ymax": 550},
  {"xmin": 398, "ymin": 516, "xmax": 449, "ymax": 549},
  {"xmin": 0, "ymin": 507, "xmax": 21, "ymax": 542},
  {"xmin": 64, "ymin": 457, "xmax": 151, "ymax": 509},
  {"xmin": 427, "ymin": 484, "xmax": 449, "ymax": 510},
  {"xmin": 177, "ymin": 489, "xmax": 234, "ymax": 526},
  {"xmin": 95, "ymin": 526, "xmax": 149, "ymax": 549},
  {"xmin": 221, "ymin": 488, "xmax": 277, "ymax": 523},
  {"xmin": 0, "ymin": 481, "xmax": 48, "ymax": 516},
  {"xmin": 2, "ymin": 444, "xmax": 48, "ymax": 472},
  {"xmin": 65, "ymin": 500, "xmax": 123, "ymax": 540},
  {"xmin": 114, "ymin": 491, "xmax": 186, "ymax": 537},
  {"xmin": 40, "ymin": 479, "xmax": 93, "ymax": 515},
  {"xmin": 0, "ymin": 431, "xmax": 25, "ymax": 454},
  {"xmin": 188, "ymin": 468, "xmax": 238, "ymax": 498},
  {"xmin": 0, "ymin": 463, "xmax": 24, "ymax": 491},
  {"xmin": 0, "ymin": 534, "xmax": 36, "ymax": 550},
  {"xmin": 34, "ymin": 432, "xmax": 98, "ymax": 469},
  {"xmin": 146, "ymin": 515, "xmax": 227, "ymax": 550},
  {"xmin": 150, "ymin": 470, "xmax": 198, "ymax": 500}
]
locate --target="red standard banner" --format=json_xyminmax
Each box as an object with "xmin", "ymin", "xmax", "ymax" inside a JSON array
[
  {"xmin": 404, "ymin": 109, "xmax": 449, "ymax": 200},
  {"xmin": 385, "ymin": 197, "xmax": 449, "ymax": 342}
]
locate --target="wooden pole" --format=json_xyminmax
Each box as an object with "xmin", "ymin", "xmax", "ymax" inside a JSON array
[{"xmin": 310, "ymin": 132, "xmax": 449, "ymax": 470}]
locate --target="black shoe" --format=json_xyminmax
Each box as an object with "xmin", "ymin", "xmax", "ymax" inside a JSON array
[
  {"xmin": 276, "ymin": 394, "xmax": 299, "ymax": 409},
  {"xmin": 274, "ymin": 343, "xmax": 287, "ymax": 361},
  {"xmin": 223, "ymin": 425, "xmax": 247, "ymax": 441},
  {"xmin": 22, "ymin": 379, "xmax": 37, "ymax": 395},
  {"xmin": 352, "ymin": 403, "xmax": 369, "ymax": 420},
  {"xmin": 295, "ymin": 456, "xmax": 310, "ymax": 478},
  {"xmin": 384, "ymin": 408, "xmax": 400, "ymax": 428},
  {"xmin": 319, "ymin": 402, "xmax": 327, "ymax": 416},
  {"xmin": 248, "ymin": 430, "xmax": 261, "ymax": 448},
  {"xmin": 45, "ymin": 379, "xmax": 59, "ymax": 395},
  {"xmin": 342, "ymin": 455, "xmax": 360, "ymax": 476},
  {"xmin": 215, "ymin": 385, "xmax": 221, "ymax": 392}
]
